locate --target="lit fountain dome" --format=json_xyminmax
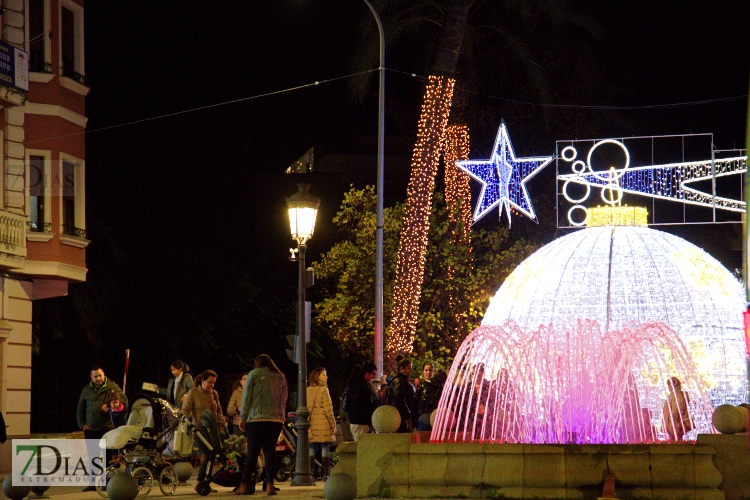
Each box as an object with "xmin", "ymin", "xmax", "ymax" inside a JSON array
[{"xmin": 482, "ymin": 207, "xmax": 748, "ymax": 407}]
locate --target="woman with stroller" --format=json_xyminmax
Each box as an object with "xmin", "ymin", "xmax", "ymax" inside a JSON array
[
  {"xmin": 237, "ymin": 354, "xmax": 288, "ymax": 496},
  {"xmin": 307, "ymin": 367, "xmax": 337, "ymax": 480},
  {"xmin": 182, "ymin": 370, "xmax": 225, "ymax": 487},
  {"xmin": 227, "ymin": 373, "xmax": 248, "ymax": 436}
]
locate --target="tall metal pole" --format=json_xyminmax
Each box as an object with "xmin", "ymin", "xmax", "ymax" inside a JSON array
[
  {"xmin": 291, "ymin": 243, "xmax": 313, "ymax": 486},
  {"xmin": 363, "ymin": 0, "xmax": 385, "ymax": 378}
]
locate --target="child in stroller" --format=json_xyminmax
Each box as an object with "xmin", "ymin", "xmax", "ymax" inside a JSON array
[
  {"xmin": 98, "ymin": 391, "xmax": 202, "ymax": 497},
  {"xmin": 193, "ymin": 410, "xmax": 250, "ymax": 496}
]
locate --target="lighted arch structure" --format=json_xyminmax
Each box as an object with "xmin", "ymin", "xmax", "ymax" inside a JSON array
[{"xmin": 483, "ymin": 226, "xmax": 748, "ymax": 406}]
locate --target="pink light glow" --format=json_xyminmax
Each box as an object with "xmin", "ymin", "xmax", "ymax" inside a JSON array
[{"xmin": 430, "ymin": 319, "xmax": 715, "ymax": 444}]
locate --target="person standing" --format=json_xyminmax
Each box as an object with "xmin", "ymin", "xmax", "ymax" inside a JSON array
[
  {"xmin": 237, "ymin": 354, "xmax": 288, "ymax": 496},
  {"xmin": 390, "ymin": 358, "xmax": 415, "ymax": 433},
  {"xmin": 227, "ymin": 373, "xmax": 248, "ymax": 436},
  {"xmin": 345, "ymin": 362, "xmax": 379, "ymax": 441},
  {"xmin": 307, "ymin": 367, "xmax": 337, "ymax": 480},
  {"xmin": 166, "ymin": 360, "xmax": 193, "ymax": 409},
  {"xmin": 182, "ymin": 370, "xmax": 225, "ymax": 486},
  {"xmin": 76, "ymin": 366, "xmax": 127, "ymax": 491}
]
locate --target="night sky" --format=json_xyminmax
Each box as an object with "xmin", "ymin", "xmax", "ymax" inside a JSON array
[{"xmin": 32, "ymin": 1, "xmax": 749, "ymax": 431}]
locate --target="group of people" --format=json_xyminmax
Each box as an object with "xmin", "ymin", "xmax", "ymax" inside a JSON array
[
  {"xmin": 178, "ymin": 356, "xmax": 338, "ymax": 495},
  {"xmin": 343, "ymin": 356, "xmax": 447, "ymax": 440}
]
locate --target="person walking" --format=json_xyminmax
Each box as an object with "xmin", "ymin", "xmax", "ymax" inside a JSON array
[
  {"xmin": 182, "ymin": 370, "xmax": 225, "ymax": 487},
  {"xmin": 227, "ymin": 373, "xmax": 248, "ymax": 436},
  {"xmin": 307, "ymin": 367, "xmax": 336, "ymax": 480},
  {"xmin": 166, "ymin": 360, "xmax": 193, "ymax": 410},
  {"xmin": 237, "ymin": 354, "xmax": 288, "ymax": 496},
  {"xmin": 390, "ymin": 358, "xmax": 416, "ymax": 433},
  {"xmin": 345, "ymin": 361, "xmax": 379, "ymax": 441},
  {"xmin": 76, "ymin": 366, "xmax": 127, "ymax": 491}
]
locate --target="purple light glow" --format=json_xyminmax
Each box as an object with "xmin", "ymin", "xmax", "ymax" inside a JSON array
[{"xmin": 430, "ymin": 319, "xmax": 715, "ymax": 444}]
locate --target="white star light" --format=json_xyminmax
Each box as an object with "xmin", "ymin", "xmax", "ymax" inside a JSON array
[{"xmin": 456, "ymin": 123, "xmax": 553, "ymax": 226}]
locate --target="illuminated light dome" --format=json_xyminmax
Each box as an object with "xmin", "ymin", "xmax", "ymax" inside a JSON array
[{"xmin": 483, "ymin": 225, "xmax": 748, "ymax": 406}]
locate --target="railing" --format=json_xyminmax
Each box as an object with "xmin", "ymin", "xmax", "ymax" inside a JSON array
[
  {"xmin": 61, "ymin": 62, "xmax": 85, "ymax": 85},
  {"xmin": 63, "ymin": 225, "xmax": 87, "ymax": 239},
  {"xmin": 0, "ymin": 210, "xmax": 27, "ymax": 256},
  {"xmin": 27, "ymin": 221, "xmax": 52, "ymax": 233},
  {"xmin": 30, "ymin": 60, "xmax": 53, "ymax": 74}
]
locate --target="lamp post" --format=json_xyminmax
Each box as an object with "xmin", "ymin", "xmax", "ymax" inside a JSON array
[
  {"xmin": 362, "ymin": 0, "xmax": 385, "ymax": 378},
  {"xmin": 287, "ymin": 183, "xmax": 320, "ymax": 487}
]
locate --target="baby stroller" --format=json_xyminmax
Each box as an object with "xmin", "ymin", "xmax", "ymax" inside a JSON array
[
  {"xmin": 194, "ymin": 410, "xmax": 248, "ymax": 496},
  {"xmin": 97, "ymin": 392, "xmax": 200, "ymax": 497}
]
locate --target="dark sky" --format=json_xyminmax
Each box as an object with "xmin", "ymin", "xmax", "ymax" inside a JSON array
[{"xmin": 80, "ymin": 0, "xmax": 749, "ymax": 348}]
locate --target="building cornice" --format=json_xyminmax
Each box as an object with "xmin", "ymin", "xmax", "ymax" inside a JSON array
[
  {"xmin": 29, "ymin": 72, "xmax": 55, "ymax": 84},
  {"xmin": 59, "ymin": 76, "xmax": 90, "ymax": 96},
  {"xmin": 24, "ymin": 102, "xmax": 88, "ymax": 128},
  {"xmin": 18, "ymin": 260, "xmax": 88, "ymax": 282}
]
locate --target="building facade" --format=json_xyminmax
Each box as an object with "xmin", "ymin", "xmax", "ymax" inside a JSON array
[{"xmin": 0, "ymin": 0, "xmax": 87, "ymax": 469}]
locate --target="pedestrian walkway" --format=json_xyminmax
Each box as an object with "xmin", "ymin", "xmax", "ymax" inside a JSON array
[{"xmin": 6, "ymin": 467, "xmax": 327, "ymax": 499}]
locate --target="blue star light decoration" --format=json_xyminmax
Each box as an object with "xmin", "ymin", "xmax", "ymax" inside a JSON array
[{"xmin": 457, "ymin": 123, "xmax": 553, "ymax": 226}]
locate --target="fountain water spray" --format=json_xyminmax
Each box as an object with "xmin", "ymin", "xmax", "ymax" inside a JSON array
[{"xmin": 431, "ymin": 319, "xmax": 715, "ymax": 444}]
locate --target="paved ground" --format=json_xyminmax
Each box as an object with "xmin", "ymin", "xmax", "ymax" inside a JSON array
[{"xmin": 7, "ymin": 468, "xmax": 327, "ymax": 499}]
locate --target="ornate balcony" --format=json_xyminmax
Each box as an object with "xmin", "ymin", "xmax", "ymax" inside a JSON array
[{"xmin": 0, "ymin": 210, "xmax": 27, "ymax": 265}]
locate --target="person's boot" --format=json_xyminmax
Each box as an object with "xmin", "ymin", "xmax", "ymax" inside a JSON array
[
  {"xmin": 235, "ymin": 482, "xmax": 249, "ymax": 495},
  {"xmin": 322, "ymin": 457, "xmax": 331, "ymax": 481}
]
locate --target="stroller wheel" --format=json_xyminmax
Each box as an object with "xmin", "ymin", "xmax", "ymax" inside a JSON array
[
  {"xmin": 131, "ymin": 466, "xmax": 154, "ymax": 496},
  {"xmin": 158, "ymin": 464, "xmax": 177, "ymax": 495},
  {"xmin": 274, "ymin": 468, "xmax": 290, "ymax": 483},
  {"xmin": 195, "ymin": 481, "xmax": 212, "ymax": 496}
]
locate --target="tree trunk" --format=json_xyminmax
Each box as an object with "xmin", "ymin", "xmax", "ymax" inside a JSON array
[{"xmin": 387, "ymin": 0, "xmax": 471, "ymax": 364}]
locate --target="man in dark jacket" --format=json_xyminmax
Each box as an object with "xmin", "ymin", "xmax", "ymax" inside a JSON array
[
  {"xmin": 76, "ymin": 366, "xmax": 127, "ymax": 490},
  {"xmin": 389, "ymin": 358, "xmax": 415, "ymax": 433},
  {"xmin": 345, "ymin": 362, "xmax": 379, "ymax": 441}
]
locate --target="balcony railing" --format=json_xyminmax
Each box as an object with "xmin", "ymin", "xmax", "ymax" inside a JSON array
[
  {"xmin": 61, "ymin": 62, "xmax": 85, "ymax": 86},
  {"xmin": 63, "ymin": 226, "xmax": 87, "ymax": 239},
  {"xmin": 0, "ymin": 210, "xmax": 27, "ymax": 258},
  {"xmin": 27, "ymin": 221, "xmax": 52, "ymax": 233},
  {"xmin": 30, "ymin": 61, "xmax": 53, "ymax": 74}
]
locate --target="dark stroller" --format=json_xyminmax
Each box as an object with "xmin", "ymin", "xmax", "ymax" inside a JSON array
[{"xmin": 194, "ymin": 410, "xmax": 248, "ymax": 496}]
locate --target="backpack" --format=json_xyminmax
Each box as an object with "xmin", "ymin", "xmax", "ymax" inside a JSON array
[{"xmin": 380, "ymin": 384, "xmax": 393, "ymax": 406}]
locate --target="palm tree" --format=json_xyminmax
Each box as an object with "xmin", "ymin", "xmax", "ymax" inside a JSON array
[{"xmin": 352, "ymin": 0, "xmax": 601, "ymax": 362}]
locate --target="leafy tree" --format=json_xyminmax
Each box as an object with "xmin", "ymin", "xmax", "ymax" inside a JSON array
[{"xmin": 314, "ymin": 186, "xmax": 538, "ymax": 366}]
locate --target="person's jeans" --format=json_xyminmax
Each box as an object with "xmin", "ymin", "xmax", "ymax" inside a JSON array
[
  {"xmin": 84, "ymin": 428, "xmax": 112, "ymax": 472},
  {"xmin": 240, "ymin": 421, "xmax": 283, "ymax": 486}
]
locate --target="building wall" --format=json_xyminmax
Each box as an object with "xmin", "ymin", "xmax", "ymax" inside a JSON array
[{"xmin": 0, "ymin": 0, "xmax": 87, "ymax": 473}]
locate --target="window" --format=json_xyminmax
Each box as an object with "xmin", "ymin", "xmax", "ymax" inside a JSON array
[
  {"xmin": 59, "ymin": 1, "xmax": 84, "ymax": 84},
  {"xmin": 62, "ymin": 160, "xmax": 75, "ymax": 234},
  {"xmin": 29, "ymin": 0, "xmax": 49, "ymax": 73},
  {"xmin": 29, "ymin": 156, "xmax": 45, "ymax": 231}
]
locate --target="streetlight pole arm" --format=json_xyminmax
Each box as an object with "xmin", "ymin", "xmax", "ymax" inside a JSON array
[{"xmin": 363, "ymin": 0, "xmax": 386, "ymax": 379}]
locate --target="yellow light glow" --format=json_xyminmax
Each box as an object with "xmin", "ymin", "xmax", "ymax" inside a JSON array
[
  {"xmin": 586, "ymin": 206, "xmax": 648, "ymax": 227},
  {"xmin": 288, "ymin": 207, "xmax": 318, "ymax": 243}
]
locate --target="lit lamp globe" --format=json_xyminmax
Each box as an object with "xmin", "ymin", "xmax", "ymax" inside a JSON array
[{"xmin": 287, "ymin": 183, "xmax": 320, "ymax": 245}]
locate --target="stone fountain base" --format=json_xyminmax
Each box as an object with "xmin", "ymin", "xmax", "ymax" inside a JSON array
[{"xmin": 336, "ymin": 433, "xmax": 735, "ymax": 499}]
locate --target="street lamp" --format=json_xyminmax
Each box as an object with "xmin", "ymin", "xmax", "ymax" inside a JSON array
[
  {"xmin": 362, "ymin": 0, "xmax": 385, "ymax": 379},
  {"xmin": 287, "ymin": 183, "xmax": 319, "ymax": 487}
]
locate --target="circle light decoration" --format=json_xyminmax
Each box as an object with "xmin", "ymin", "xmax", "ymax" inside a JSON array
[{"xmin": 482, "ymin": 225, "xmax": 748, "ymax": 408}]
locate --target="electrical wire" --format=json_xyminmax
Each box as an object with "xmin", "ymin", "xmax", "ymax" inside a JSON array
[
  {"xmin": 385, "ymin": 68, "xmax": 749, "ymax": 110},
  {"xmin": 26, "ymin": 69, "xmax": 379, "ymax": 145},
  {"xmin": 25, "ymin": 66, "xmax": 748, "ymax": 145}
]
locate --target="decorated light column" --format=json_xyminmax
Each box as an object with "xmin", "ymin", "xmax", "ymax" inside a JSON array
[{"xmin": 287, "ymin": 184, "xmax": 320, "ymax": 487}]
